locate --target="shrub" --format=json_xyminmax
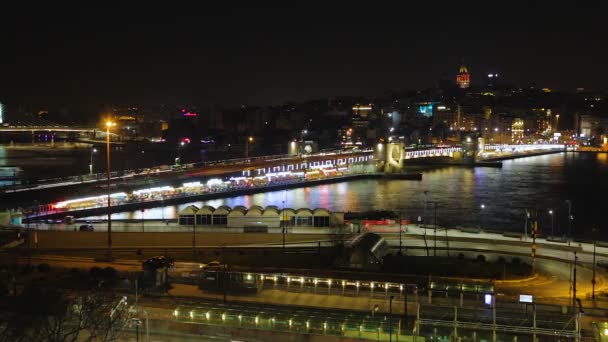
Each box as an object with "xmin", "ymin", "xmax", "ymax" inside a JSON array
[
  {"xmin": 37, "ymin": 263, "xmax": 51, "ymax": 273},
  {"xmin": 21, "ymin": 264, "xmax": 34, "ymax": 274},
  {"xmin": 101, "ymin": 267, "xmax": 117, "ymax": 279},
  {"xmin": 89, "ymin": 266, "xmax": 102, "ymax": 279},
  {"xmin": 476, "ymin": 254, "xmax": 486, "ymax": 263}
]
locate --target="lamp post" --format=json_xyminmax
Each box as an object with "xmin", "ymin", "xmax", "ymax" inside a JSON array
[
  {"xmin": 566, "ymin": 200, "xmax": 573, "ymax": 238},
  {"xmin": 423, "ymin": 191, "xmax": 429, "ymax": 229},
  {"xmin": 548, "ymin": 209, "xmax": 554, "ymax": 237},
  {"xmin": 480, "ymin": 204, "xmax": 485, "ymax": 230},
  {"xmin": 398, "ymin": 211, "xmax": 403, "ymax": 255},
  {"xmin": 524, "ymin": 209, "xmax": 530, "ymax": 240},
  {"xmin": 89, "ymin": 148, "xmax": 97, "ymax": 175},
  {"xmin": 245, "ymin": 136, "xmax": 253, "ymax": 158},
  {"xmin": 592, "ymin": 227, "xmax": 597, "ymax": 300},
  {"xmin": 432, "ymin": 201, "xmax": 438, "ymax": 256},
  {"xmin": 177, "ymin": 141, "xmax": 185, "ymax": 166},
  {"xmin": 389, "ymin": 295, "xmax": 395, "ymax": 342},
  {"xmin": 187, "ymin": 205, "xmax": 200, "ymax": 257},
  {"xmin": 106, "ymin": 120, "xmax": 115, "ymax": 260},
  {"xmin": 282, "ymin": 200, "xmax": 286, "ymax": 249}
]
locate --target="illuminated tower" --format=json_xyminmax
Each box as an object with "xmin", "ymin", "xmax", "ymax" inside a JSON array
[
  {"xmin": 0, "ymin": 101, "xmax": 3, "ymax": 124},
  {"xmin": 456, "ymin": 63, "xmax": 471, "ymax": 89}
]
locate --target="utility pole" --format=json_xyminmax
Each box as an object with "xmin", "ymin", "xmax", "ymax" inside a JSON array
[
  {"xmin": 398, "ymin": 211, "xmax": 403, "ymax": 255},
  {"xmin": 572, "ymin": 251, "xmax": 577, "ymax": 308},
  {"xmin": 389, "ymin": 295, "xmax": 394, "ymax": 342},
  {"xmin": 524, "ymin": 209, "xmax": 530, "ymax": 240},
  {"xmin": 592, "ymin": 227, "xmax": 597, "ymax": 300},
  {"xmin": 282, "ymin": 200, "xmax": 286, "ymax": 249},
  {"xmin": 531, "ymin": 213, "xmax": 538, "ymax": 274},
  {"xmin": 433, "ymin": 202, "xmax": 437, "ymax": 256},
  {"xmin": 566, "ymin": 200, "xmax": 572, "ymax": 237}
]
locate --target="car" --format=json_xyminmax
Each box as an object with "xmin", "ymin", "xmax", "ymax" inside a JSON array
[
  {"xmin": 142, "ymin": 256, "xmax": 175, "ymax": 270},
  {"xmin": 199, "ymin": 260, "xmax": 223, "ymax": 269},
  {"xmin": 79, "ymin": 224, "xmax": 94, "ymax": 232}
]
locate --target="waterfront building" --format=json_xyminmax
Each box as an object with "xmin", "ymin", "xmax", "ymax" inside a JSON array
[{"xmin": 178, "ymin": 205, "xmax": 343, "ymax": 229}]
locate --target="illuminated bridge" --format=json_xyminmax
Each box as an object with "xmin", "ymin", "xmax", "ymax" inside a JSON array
[
  {"xmin": 0, "ymin": 118, "xmax": 97, "ymax": 133},
  {"xmin": 5, "ymin": 143, "xmax": 566, "ymax": 214},
  {"xmin": 403, "ymin": 147, "xmax": 461, "ymax": 160},
  {"xmin": 0, "ymin": 125, "xmax": 97, "ymax": 133}
]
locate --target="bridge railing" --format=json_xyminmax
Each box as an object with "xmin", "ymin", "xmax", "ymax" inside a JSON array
[
  {"xmin": 2, "ymin": 148, "xmax": 376, "ymax": 193},
  {"xmin": 404, "ymin": 147, "xmax": 461, "ymax": 159},
  {"xmin": 484, "ymin": 144, "xmax": 565, "ymax": 152},
  {"xmin": 24, "ymin": 170, "xmax": 381, "ymax": 217}
]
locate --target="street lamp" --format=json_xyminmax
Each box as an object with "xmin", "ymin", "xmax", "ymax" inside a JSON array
[
  {"xmin": 480, "ymin": 204, "xmax": 485, "ymax": 230},
  {"xmin": 282, "ymin": 200, "xmax": 286, "ymax": 249},
  {"xmin": 389, "ymin": 295, "xmax": 395, "ymax": 342},
  {"xmin": 592, "ymin": 227, "xmax": 598, "ymax": 300},
  {"xmin": 187, "ymin": 205, "xmax": 200, "ymax": 257},
  {"xmin": 89, "ymin": 148, "xmax": 97, "ymax": 175},
  {"xmin": 548, "ymin": 209, "xmax": 554, "ymax": 237},
  {"xmin": 371, "ymin": 304, "xmax": 379, "ymax": 318},
  {"xmin": 106, "ymin": 120, "xmax": 116, "ymax": 260},
  {"xmin": 177, "ymin": 141, "xmax": 185, "ymax": 166},
  {"xmin": 432, "ymin": 201, "xmax": 438, "ymax": 256},
  {"xmin": 398, "ymin": 211, "xmax": 403, "ymax": 255},
  {"xmin": 245, "ymin": 136, "xmax": 254, "ymax": 158},
  {"xmin": 565, "ymin": 200, "xmax": 573, "ymax": 238},
  {"xmin": 524, "ymin": 209, "xmax": 531, "ymax": 239}
]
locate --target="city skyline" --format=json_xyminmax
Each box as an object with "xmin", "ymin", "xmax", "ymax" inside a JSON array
[{"xmin": 1, "ymin": 4, "xmax": 607, "ymax": 109}]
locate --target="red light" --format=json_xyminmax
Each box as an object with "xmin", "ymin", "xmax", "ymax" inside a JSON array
[{"xmin": 181, "ymin": 109, "xmax": 186, "ymax": 113}]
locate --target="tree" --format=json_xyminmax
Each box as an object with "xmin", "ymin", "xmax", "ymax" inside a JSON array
[{"xmin": 0, "ymin": 286, "xmax": 131, "ymax": 342}]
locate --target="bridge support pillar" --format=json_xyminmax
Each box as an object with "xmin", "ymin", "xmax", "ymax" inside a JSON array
[
  {"xmin": 383, "ymin": 142, "xmax": 405, "ymax": 173},
  {"xmin": 461, "ymin": 134, "xmax": 483, "ymax": 164}
]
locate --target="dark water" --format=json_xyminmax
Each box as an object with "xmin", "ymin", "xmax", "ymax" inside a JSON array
[
  {"xmin": 2, "ymin": 144, "xmax": 605, "ymax": 238},
  {"xmin": 95, "ymin": 152, "xmax": 608, "ymax": 239},
  {"xmin": 0, "ymin": 144, "xmax": 230, "ymax": 180}
]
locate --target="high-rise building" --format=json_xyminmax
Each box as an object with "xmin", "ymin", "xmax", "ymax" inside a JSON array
[
  {"xmin": 456, "ymin": 63, "xmax": 471, "ymax": 89},
  {"xmin": 0, "ymin": 101, "xmax": 3, "ymax": 124}
]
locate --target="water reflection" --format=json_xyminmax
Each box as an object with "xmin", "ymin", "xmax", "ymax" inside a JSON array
[{"xmin": 88, "ymin": 153, "xmax": 607, "ymax": 238}]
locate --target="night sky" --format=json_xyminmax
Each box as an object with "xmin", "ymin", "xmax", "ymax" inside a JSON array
[{"xmin": 1, "ymin": 4, "xmax": 606, "ymax": 108}]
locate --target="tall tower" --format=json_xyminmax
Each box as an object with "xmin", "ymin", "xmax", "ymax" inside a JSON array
[
  {"xmin": 456, "ymin": 63, "xmax": 471, "ymax": 89},
  {"xmin": 0, "ymin": 101, "xmax": 4, "ymax": 124}
]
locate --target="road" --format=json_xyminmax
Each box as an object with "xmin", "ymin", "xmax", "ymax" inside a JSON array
[{"xmin": 29, "ymin": 230, "xmax": 331, "ymax": 249}]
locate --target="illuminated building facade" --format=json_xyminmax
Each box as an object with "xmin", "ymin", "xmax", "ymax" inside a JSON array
[
  {"xmin": 352, "ymin": 104, "xmax": 372, "ymax": 118},
  {"xmin": 0, "ymin": 101, "xmax": 3, "ymax": 124},
  {"xmin": 511, "ymin": 119, "xmax": 524, "ymax": 143},
  {"xmin": 456, "ymin": 64, "xmax": 471, "ymax": 89}
]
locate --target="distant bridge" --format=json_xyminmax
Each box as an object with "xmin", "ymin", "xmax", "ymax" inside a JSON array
[
  {"xmin": 0, "ymin": 118, "xmax": 98, "ymax": 133},
  {"xmin": 0, "ymin": 125, "xmax": 97, "ymax": 133}
]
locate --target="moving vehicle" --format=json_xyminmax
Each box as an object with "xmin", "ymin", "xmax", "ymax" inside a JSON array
[
  {"xmin": 79, "ymin": 224, "xmax": 94, "ymax": 232},
  {"xmin": 142, "ymin": 256, "xmax": 175, "ymax": 270},
  {"xmin": 199, "ymin": 260, "xmax": 223, "ymax": 269}
]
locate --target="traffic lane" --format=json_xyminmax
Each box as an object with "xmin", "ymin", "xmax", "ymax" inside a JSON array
[{"xmin": 33, "ymin": 231, "xmax": 331, "ymax": 248}]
